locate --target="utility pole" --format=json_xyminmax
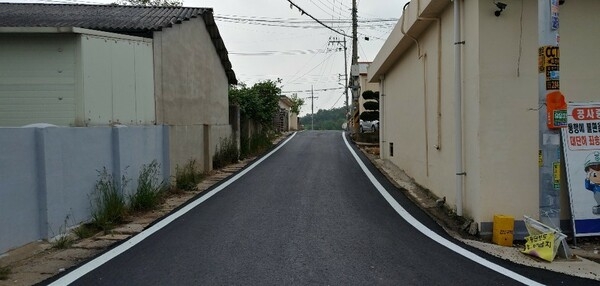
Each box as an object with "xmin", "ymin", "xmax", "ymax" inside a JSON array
[
  {"xmin": 328, "ymin": 35, "xmax": 349, "ymax": 121},
  {"xmin": 350, "ymin": 0, "xmax": 359, "ymax": 134},
  {"xmin": 538, "ymin": 0, "xmax": 562, "ymax": 228},
  {"xmin": 307, "ymin": 85, "xmax": 318, "ymax": 130}
]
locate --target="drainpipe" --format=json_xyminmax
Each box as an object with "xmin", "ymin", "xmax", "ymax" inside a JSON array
[
  {"xmin": 454, "ymin": 0, "xmax": 465, "ymax": 216},
  {"xmin": 379, "ymin": 75, "xmax": 385, "ymax": 159}
]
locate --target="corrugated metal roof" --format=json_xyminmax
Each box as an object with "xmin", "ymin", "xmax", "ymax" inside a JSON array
[
  {"xmin": 0, "ymin": 3, "xmax": 237, "ymax": 84},
  {"xmin": 0, "ymin": 3, "xmax": 207, "ymax": 32}
]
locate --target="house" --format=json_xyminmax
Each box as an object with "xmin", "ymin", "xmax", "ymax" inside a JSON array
[
  {"xmin": 368, "ymin": 0, "xmax": 600, "ymax": 238},
  {"xmin": 0, "ymin": 3, "xmax": 238, "ymax": 173},
  {"xmin": 273, "ymin": 96, "xmax": 299, "ymax": 132},
  {"xmin": 357, "ymin": 62, "xmax": 380, "ymax": 117}
]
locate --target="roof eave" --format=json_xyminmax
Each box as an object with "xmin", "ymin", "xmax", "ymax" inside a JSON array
[
  {"xmin": 201, "ymin": 11, "xmax": 237, "ymax": 85},
  {"xmin": 368, "ymin": 0, "xmax": 450, "ymax": 83}
]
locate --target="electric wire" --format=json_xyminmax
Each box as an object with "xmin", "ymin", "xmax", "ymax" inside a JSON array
[{"xmin": 285, "ymin": 0, "xmax": 351, "ymax": 37}]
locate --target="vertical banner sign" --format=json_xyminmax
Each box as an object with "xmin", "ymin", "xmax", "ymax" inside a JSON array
[
  {"xmin": 562, "ymin": 102, "xmax": 600, "ymax": 237},
  {"xmin": 550, "ymin": 0, "xmax": 559, "ymax": 30}
]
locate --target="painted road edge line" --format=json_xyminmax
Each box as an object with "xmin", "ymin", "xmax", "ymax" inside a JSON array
[
  {"xmin": 342, "ymin": 132, "xmax": 543, "ymax": 286},
  {"xmin": 50, "ymin": 132, "xmax": 298, "ymax": 286}
]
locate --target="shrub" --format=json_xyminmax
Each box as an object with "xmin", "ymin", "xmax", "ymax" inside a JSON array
[
  {"xmin": 130, "ymin": 160, "xmax": 165, "ymax": 211},
  {"xmin": 175, "ymin": 160, "xmax": 204, "ymax": 191},
  {"xmin": 91, "ymin": 168, "xmax": 128, "ymax": 231},
  {"xmin": 241, "ymin": 131, "xmax": 273, "ymax": 158},
  {"xmin": 213, "ymin": 136, "xmax": 239, "ymax": 169}
]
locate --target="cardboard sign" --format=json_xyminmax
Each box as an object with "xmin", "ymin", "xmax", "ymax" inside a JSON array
[{"xmin": 522, "ymin": 232, "xmax": 555, "ymax": 262}]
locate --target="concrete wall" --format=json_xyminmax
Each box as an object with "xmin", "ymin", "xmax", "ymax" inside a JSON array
[
  {"xmin": 372, "ymin": 0, "xmax": 600, "ymax": 236},
  {"xmin": 153, "ymin": 17, "xmax": 232, "ymax": 173},
  {"xmin": 0, "ymin": 125, "xmax": 168, "ymax": 254}
]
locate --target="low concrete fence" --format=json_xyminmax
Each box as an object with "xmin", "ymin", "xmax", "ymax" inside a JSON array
[{"xmin": 0, "ymin": 125, "xmax": 169, "ymax": 254}]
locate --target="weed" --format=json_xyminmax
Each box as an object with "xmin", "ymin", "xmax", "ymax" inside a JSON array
[
  {"xmin": 0, "ymin": 266, "xmax": 10, "ymax": 280},
  {"xmin": 51, "ymin": 215, "xmax": 74, "ymax": 249},
  {"xmin": 175, "ymin": 160, "xmax": 204, "ymax": 191},
  {"xmin": 130, "ymin": 160, "xmax": 165, "ymax": 211},
  {"xmin": 213, "ymin": 136, "xmax": 239, "ymax": 169},
  {"xmin": 91, "ymin": 167, "xmax": 128, "ymax": 232},
  {"xmin": 73, "ymin": 223, "xmax": 100, "ymax": 239},
  {"xmin": 52, "ymin": 234, "xmax": 74, "ymax": 249}
]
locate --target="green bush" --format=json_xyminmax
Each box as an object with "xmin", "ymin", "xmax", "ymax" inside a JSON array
[
  {"xmin": 91, "ymin": 168, "xmax": 128, "ymax": 231},
  {"xmin": 213, "ymin": 136, "xmax": 239, "ymax": 169},
  {"xmin": 130, "ymin": 160, "xmax": 165, "ymax": 211},
  {"xmin": 241, "ymin": 131, "xmax": 274, "ymax": 158},
  {"xmin": 176, "ymin": 160, "xmax": 204, "ymax": 191}
]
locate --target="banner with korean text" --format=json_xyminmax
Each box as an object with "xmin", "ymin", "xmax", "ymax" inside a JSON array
[{"xmin": 562, "ymin": 102, "xmax": 600, "ymax": 237}]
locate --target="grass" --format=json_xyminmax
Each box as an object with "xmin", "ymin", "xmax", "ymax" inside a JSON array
[
  {"xmin": 213, "ymin": 136, "xmax": 239, "ymax": 169},
  {"xmin": 0, "ymin": 266, "xmax": 10, "ymax": 280},
  {"xmin": 241, "ymin": 131, "xmax": 275, "ymax": 158},
  {"xmin": 129, "ymin": 160, "xmax": 165, "ymax": 212},
  {"xmin": 73, "ymin": 223, "xmax": 100, "ymax": 239},
  {"xmin": 175, "ymin": 160, "xmax": 205, "ymax": 191},
  {"xmin": 91, "ymin": 168, "xmax": 128, "ymax": 232},
  {"xmin": 52, "ymin": 234, "xmax": 74, "ymax": 249}
]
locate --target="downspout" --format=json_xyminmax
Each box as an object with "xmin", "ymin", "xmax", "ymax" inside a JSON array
[
  {"xmin": 379, "ymin": 75, "xmax": 385, "ymax": 159},
  {"xmin": 454, "ymin": 0, "xmax": 465, "ymax": 216}
]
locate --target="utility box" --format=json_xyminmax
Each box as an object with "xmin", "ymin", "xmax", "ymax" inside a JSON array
[{"xmin": 492, "ymin": 214, "xmax": 514, "ymax": 247}]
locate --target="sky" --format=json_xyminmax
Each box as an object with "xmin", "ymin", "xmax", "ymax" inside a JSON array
[{"xmin": 8, "ymin": 0, "xmax": 409, "ymax": 116}]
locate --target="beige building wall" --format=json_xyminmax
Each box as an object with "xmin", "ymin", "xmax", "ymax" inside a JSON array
[
  {"xmin": 370, "ymin": 0, "xmax": 600, "ymax": 235},
  {"xmin": 153, "ymin": 17, "xmax": 232, "ymax": 173}
]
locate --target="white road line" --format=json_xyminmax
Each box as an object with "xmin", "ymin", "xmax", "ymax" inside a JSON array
[
  {"xmin": 50, "ymin": 132, "xmax": 298, "ymax": 286},
  {"xmin": 342, "ymin": 132, "xmax": 543, "ymax": 286}
]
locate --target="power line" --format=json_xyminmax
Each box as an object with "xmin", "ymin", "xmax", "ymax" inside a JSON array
[
  {"xmin": 285, "ymin": 0, "xmax": 350, "ymax": 38},
  {"xmin": 229, "ymin": 49, "xmax": 328, "ymax": 56},
  {"xmin": 282, "ymin": 86, "xmax": 343, "ymax": 93}
]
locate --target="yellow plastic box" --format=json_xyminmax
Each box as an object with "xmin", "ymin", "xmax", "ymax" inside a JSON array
[{"xmin": 492, "ymin": 215, "xmax": 514, "ymax": 247}]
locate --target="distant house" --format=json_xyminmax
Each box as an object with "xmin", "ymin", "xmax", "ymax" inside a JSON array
[
  {"xmin": 357, "ymin": 62, "xmax": 379, "ymax": 117},
  {"xmin": 273, "ymin": 96, "xmax": 298, "ymax": 132},
  {"xmin": 0, "ymin": 3, "xmax": 237, "ymax": 173},
  {"xmin": 368, "ymin": 1, "xmax": 600, "ymax": 238}
]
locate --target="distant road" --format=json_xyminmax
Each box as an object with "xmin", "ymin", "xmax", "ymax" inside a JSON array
[{"xmin": 51, "ymin": 131, "xmax": 596, "ymax": 285}]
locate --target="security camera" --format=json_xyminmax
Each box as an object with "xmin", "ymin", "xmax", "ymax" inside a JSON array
[{"xmin": 494, "ymin": 2, "xmax": 507, "ymax": 17}]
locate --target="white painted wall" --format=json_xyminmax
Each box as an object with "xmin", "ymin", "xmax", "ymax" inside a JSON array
[
  {"xmin": 0, "ymin": 30, "xmax": 155, "ymax": 127},
  {"xmin": 371, "ymin": 0, "xmax": 600, "ymax": 233},
  {"xmin": 0, "ymin": 34, "xmax": 77, "ymax": 126},
  {"xmin": 80, "ymin": 33, "xmax": 154, "ymax": 126}
]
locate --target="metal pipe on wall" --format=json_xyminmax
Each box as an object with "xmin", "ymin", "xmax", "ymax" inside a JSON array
[{"xmin": 454, "ymin": 0, "xmax": 464, "ymax": 216}]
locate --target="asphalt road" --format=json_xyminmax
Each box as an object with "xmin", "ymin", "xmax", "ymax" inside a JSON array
[{"xmin": 49, "ymin": 131, "xmax": 597, "ymax": 285}]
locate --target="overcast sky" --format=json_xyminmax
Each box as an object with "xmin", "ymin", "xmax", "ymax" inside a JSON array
[{"xmin": 9, "ymin": 0, "xmax": 409, "ymax": 116}]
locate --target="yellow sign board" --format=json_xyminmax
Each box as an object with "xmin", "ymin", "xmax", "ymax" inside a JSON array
[{"xmin": 522, "ymin": 232, "xmax": 555, "ymax": 262}]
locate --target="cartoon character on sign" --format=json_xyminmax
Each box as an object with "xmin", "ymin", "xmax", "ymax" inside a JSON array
[{"xmin": 584, "ymin": 151, "xmax": 600, "ymax": 215}]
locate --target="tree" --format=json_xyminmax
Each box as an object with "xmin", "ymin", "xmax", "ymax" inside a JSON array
[
  {"xmin": 359, "ymin": 90, "xmax": 379, "ymax": 122},
  {"xmin": 299, "ymin": 107, "xmax": 346, "ymax": 130},
  {"xmin": 117, "ymin": 0, "xmax": 182, "ymax": 7},
  {"xmin": 229, "ymin": 79, "xmax": 282, "ymax": 128},
  {"xmin": 289, "ymin": 94, "xmax": 305, "ymax": 114}
]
